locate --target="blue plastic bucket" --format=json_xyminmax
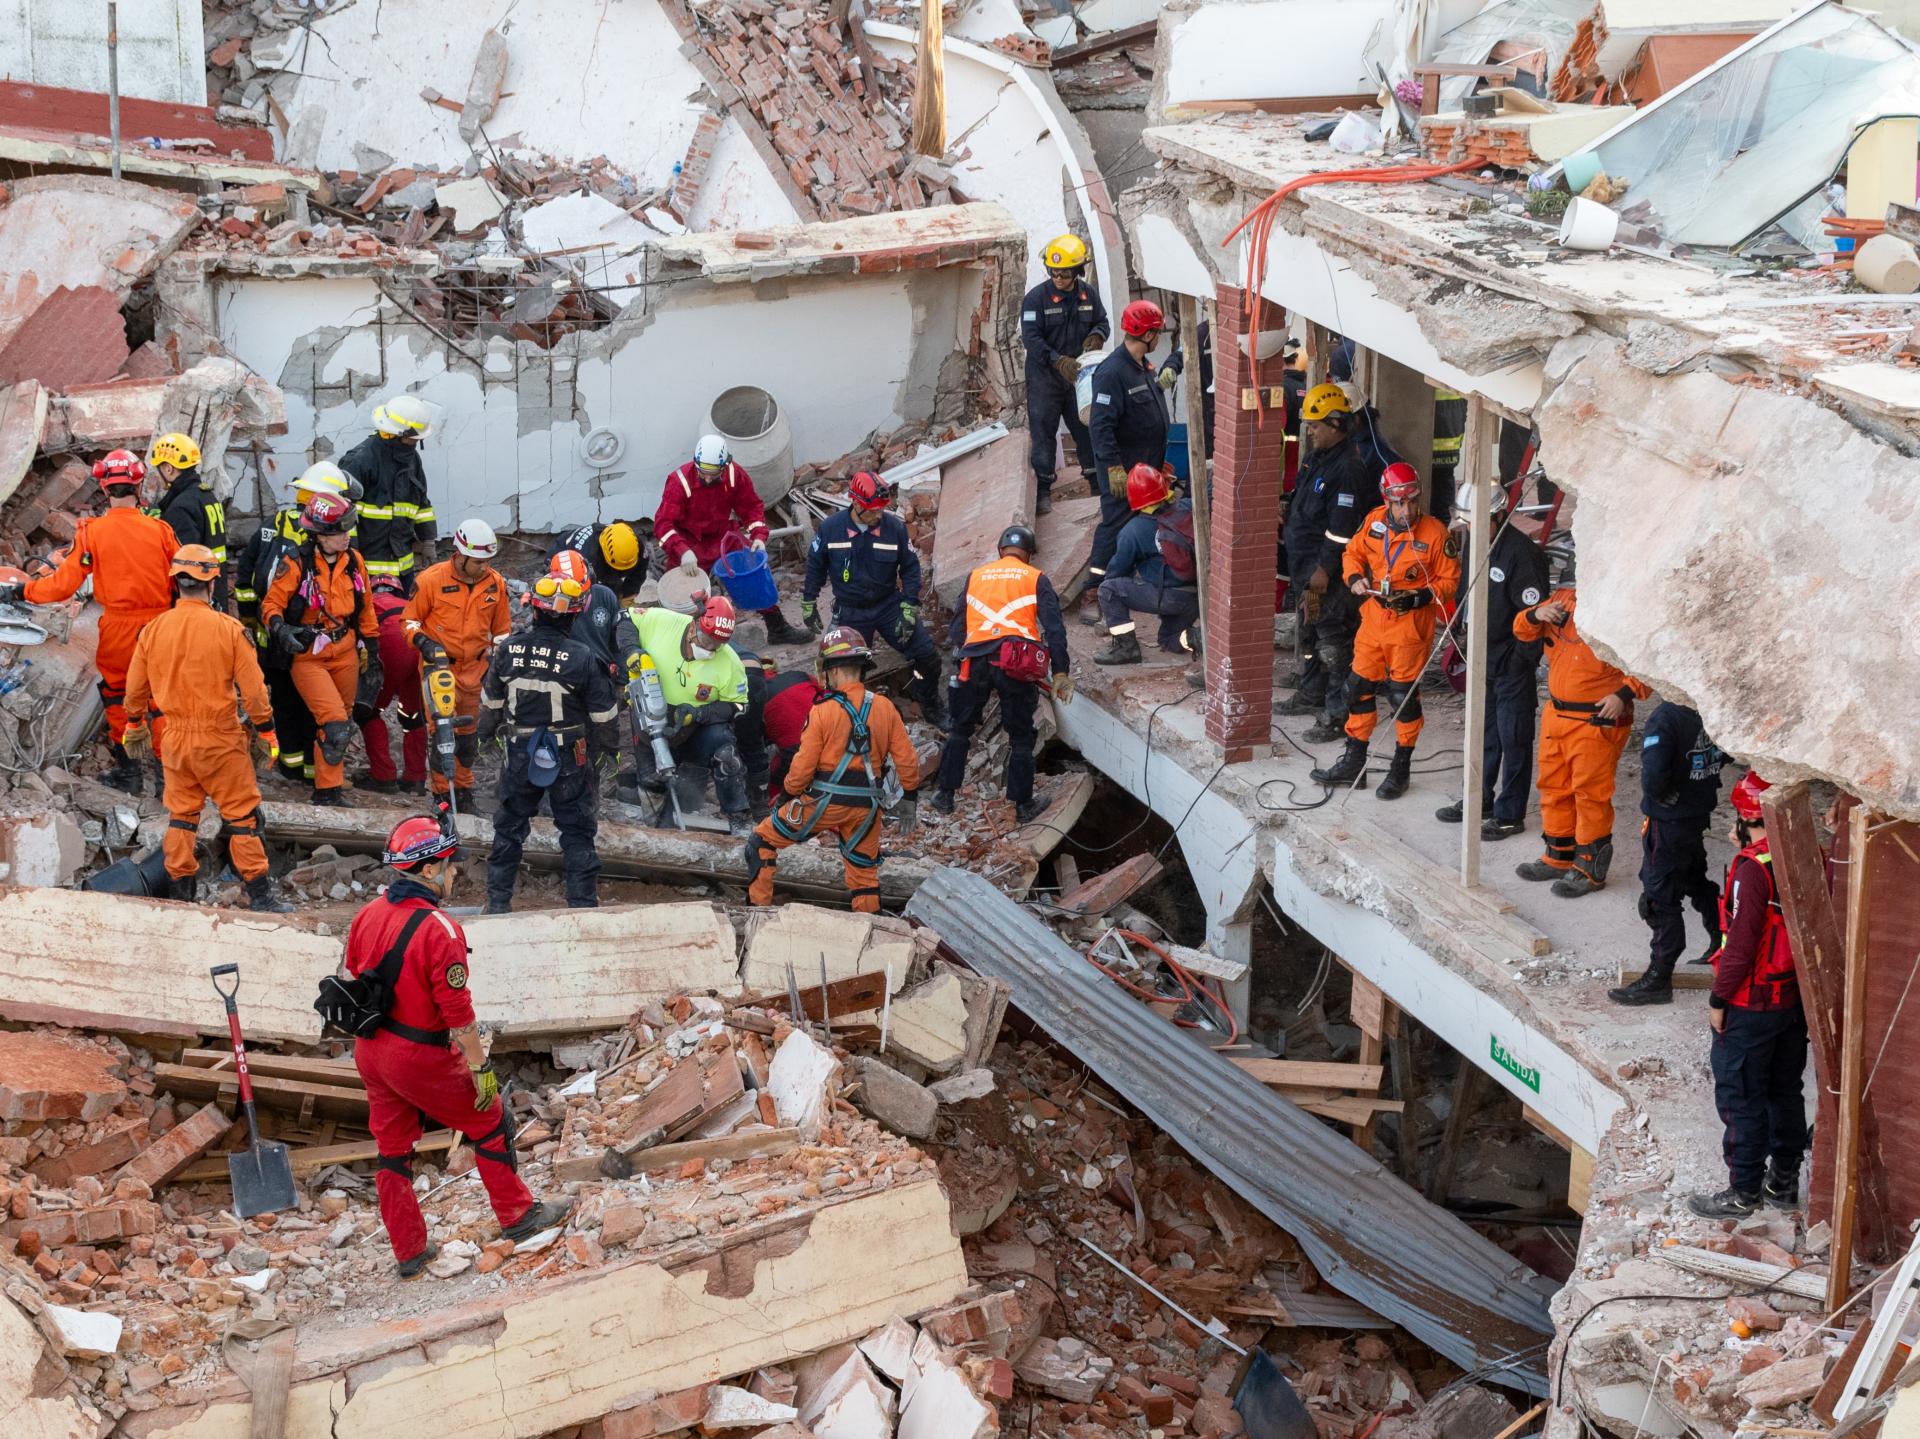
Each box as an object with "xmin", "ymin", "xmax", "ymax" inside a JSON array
[
  {"xmin": 710, "ymin": 547, "xmax": 779, "ymax": 610},
  {"xmin": 1166, "ymin": 423, "xmax": 1191, "ymax": 483}
]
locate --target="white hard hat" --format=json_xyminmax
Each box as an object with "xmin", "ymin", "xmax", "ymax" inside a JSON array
[
  {"xmin": 694, "ymin": 434, "xmax": 729, "ymax": 470},
  {"xmin": 372, "ymin": 394, "xmax": 434, "ymax": 438},
  {"xmin": 294, "ymin": 461, "xmax": 350, "ymax": 499},
  {"xmin": 452, "ymin": 518, "xmax": 498, "ymax": 560}
]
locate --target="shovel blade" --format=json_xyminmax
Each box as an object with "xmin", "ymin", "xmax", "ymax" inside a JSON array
[{"xmin": 229, "ymin": 1139, "xmax": 298, "ymax": 1219}]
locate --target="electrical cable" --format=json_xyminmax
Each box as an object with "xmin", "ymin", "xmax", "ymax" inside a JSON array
[{"xmin": 1084, "ymin": 926, "xmax": 1240, "ymax": 1042}]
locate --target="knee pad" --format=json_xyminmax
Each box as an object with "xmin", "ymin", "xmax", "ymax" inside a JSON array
[
  {"xmin": 226, "ymin": 811, "xmax": 260, "ymax": 837},
  {"xmin": 397, "ymin": 709, "xmax": 427, "ymax": 731},
  {"xmin": 1347, "ymin": 685, "xmax": 1377, "ymax": 716},
  {"xmin": 376, "ymin": 1151, "xmax": 414, "ymax": 1180},
  {"xmin": 1636, "ymin": 893, "xmax": 1654, "ymax": 923},
  {"xmin": 1391, "ymin": 685, "xmax": 1423, "ymax": 722},
  {"xmin": 319, "ymin": 720, "xmax": 352, "ymax": 764}
]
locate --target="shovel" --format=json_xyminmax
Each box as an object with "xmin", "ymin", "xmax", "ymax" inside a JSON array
[{"xmin": 210, "ymin": 965, "xmax": 298, "ymax": 1219}]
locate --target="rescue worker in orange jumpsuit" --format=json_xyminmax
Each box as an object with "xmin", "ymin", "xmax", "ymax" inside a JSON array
[
  {"xmin": 122, "ymin": 546, "xmax": 289, "ymax": 913},
  {"xmin": 1688, "ymin": 772, "xmax": 1807, "ymax": 1219},
  {"xmin": 744, "ymin": 627, "xmax": 920, "ymax": 913},
  {"xmin": 1312, "ymin": 462, "xmax": 1459, "ymax": 799},
  {"xmin": 0, "ymin": 450, "xmax": 179, "ymax": 793},
  {"xmin": 344, "ymin": 816, "xmax": 571, "ymax": 1276},
  {"xmin": 403, "ymin": 519, "xmax": 510, "ymax": 810},
  {"xmin": 261, "ymin": 494, "xmax": 382, "ymax": 806},
  {"xmin": 1512, "ymin": 538, "xmax": 1649, "ymax": 897}
]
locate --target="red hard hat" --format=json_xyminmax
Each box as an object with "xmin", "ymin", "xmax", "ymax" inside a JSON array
[
  {"xmin": 848, "ymin": 471, "xmax": 894, "ymax": 509},
  {"xmin": 93, "ymin": 449, "xmax": 146, "ymax": 490},
  {"xmin": 1381, "ymin": 462, "xmax": 1421, "ymax": 503},
  {"xmin": 1120, "ymin": 300, "xmax": 1165, "ymax": 338},
  {"xmin": 818, "ymin": 625, "xmax": 875, "ymax": 667},
  {"xmin": 697, "ymin": 593, "xmax": 737, "ymax": 645},
  {"xmin": 299, "ymin": 492, "xmax": 355, "ymax": 535},
  {"xmin": 383, "ymin": 815, "xmax": 457, "ymax": 871},
  {"xmin": 1125, "ymin": 463, "xmax": 1172, "ymax": 512},
  {"xmin": 1730, "ymin": 771, "xmax": 1771, "ymax": 823}
]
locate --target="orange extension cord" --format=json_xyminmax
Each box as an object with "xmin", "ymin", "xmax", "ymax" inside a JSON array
[
  {"xmin": 1085, "ymin": 927, "xmax": 1240, "ymax": 1044},
  {"xmin": 1221, "ymin": 159, "xmax": 1482, "ymax": 420}
]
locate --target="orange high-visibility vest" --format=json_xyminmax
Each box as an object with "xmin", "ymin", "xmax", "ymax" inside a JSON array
[{"xmin": 963, "ymin": 559, "xmax": 1042, "ymax": 645}]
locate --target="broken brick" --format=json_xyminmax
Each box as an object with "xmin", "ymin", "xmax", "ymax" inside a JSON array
[
  {"xmin": 115, "ymin": 1102, "xmax": 230, "ymax": 1191},
  {"xmin": 0, "ymin": 1031, "xmax": 127, "ymax": 1122}
]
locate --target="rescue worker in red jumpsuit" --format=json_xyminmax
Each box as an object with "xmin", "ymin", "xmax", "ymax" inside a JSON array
[
  {"xmin": 0, "ymin": 450, "xmax": 179, "ymax": 793},
  {"xmin": 1687, "ymin": 772, "xmax": 1807, "ymax": 1219},
  {"xmin": 655, "ymin": 435, "xmax": 809, "ymax": 645},
  {"xmin": 345, "ymin": 816, "xmax": 571, "ymax": 1276},
  {"xmin": 359, "ymin": 578, "xmax": 428, "ymax": 794},
  {"xmin": 1512, "ymin": 539, "xmax": 1649, "ymax": 897},
  {"xmin": 1311, "ymin": 462, "xmax": 1459, "ymax": 799},
  {"xmin": 745, "ymin": 628, "xmax": 919, "ymax": 912}
]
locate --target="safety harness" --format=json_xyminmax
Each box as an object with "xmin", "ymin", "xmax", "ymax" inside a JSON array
[{"xmin": 770, "ymin": 692, "xmax": 883, "ymax": 869}]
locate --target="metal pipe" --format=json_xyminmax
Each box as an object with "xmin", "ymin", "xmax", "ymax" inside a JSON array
[{"xmin": 107, "ymin": 2, "xmax": 122, "ymax": 180}]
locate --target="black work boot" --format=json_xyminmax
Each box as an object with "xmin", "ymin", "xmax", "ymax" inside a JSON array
[
  {"xmin": 1687, "ymin": 1186, "xmax": 1761, "ymax": 1220},
  {"xmin": 484, "ymin": 895, "xmax": 512, "ymax": 915},
  {"xmin": 1552, "ymin": 838, "xmax": 1613, "ymax": 898},
  {"xmin": 1482, "ymin": 817, "xmax": 1525, "ymax": 841},
  {"xmin": 760, "ymin": 608, "xmax": 810, "ymax": 646},
  {"xmin": 1607, "ymin": 962, "xmax": 1674, "ymax": 1006},
  {"xmin": 1302, "ymin": 716, "xmax": 1346, "ymax": 745},
  {"xmin": 1691, "ymin": 931, "xmax": 1722, "ymax": 965},
  {"xmin": 1516, "ymin": 835, "xmax": 1575, "ymax": 882},
  {"xmin": 397, "ymin": 1241, "xmax": 440, "ymax": 1280},
  {"xmin": 1015, "ymin": 797, "xmax": 1045, "ymax": 824},
  {"xmin": 503, "ymin": 1198, "xmax": 572, "ymax": 1243},
  {"xmin": 103, "ymin": 743, "xmax": 145, "ymax": 795},
  {"xmin": 309, "ymin": 785, "xmax": 350, "ymax": 808},
  {"xmin": 1276, "ymin": 683, "xmax": 1328, "ymax": 716},
  {"xmin": 1310, "ymin": 739, "xmax": 1369, "ymax": 787},
  {"xmin": 1035, "ymin": 489, "xmax": 1054, "ymax": 517},
  {"xmin": 1094, "ymin": 632, "xmax": 1143, "ymax": 666},
  {"xmin": 167, "ymin": 873, "xmax": 198, "ymax": 902},
  {"xmin": 1436, "ymin": 800, "xmax": 1464, "ymax": 823},
  {"xmin": 930, "ymin": 789, "xmax": 955, "ymax": 815},
  {"xmin": 1763, "ymin": 1162, "xmax": 1801, "ymax": 1209},
  {"xmin": 245, "ymin": 875, "xmax": 292, "ymax": 914},
  {"xmin": 359, "ymin": 777, "xmax": 400, "ymax": 794},
  {"xmin": 1374, "ymin": 745, "xmax": 1414, "ymax": 800}
]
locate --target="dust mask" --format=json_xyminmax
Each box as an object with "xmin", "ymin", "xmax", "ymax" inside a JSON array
[{"xmin": 692, "ymin": 642, "xmax": 716, "ymax": 661}]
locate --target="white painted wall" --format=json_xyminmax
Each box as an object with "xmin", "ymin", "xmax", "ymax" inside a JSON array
[
  {"xmin": 0, "ymin": 0, "xmax": 205, "ymax": 105},
  {"xmin": 252, "ymin": 0, "xmax": 797, "ymax": 232},
  {"xmin": 1162, "ymin": 0, "xmax": 1393, "ymax": 103},
  {"xmin": 214, "ymin": 269, "xmax": 962, "ymax": 534},
  {"xmin": 682, "ymin": 115, "xmax": 801, "ymax": 234}
]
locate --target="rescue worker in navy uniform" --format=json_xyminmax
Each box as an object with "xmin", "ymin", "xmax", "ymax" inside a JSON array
[
  {"xmin": 800, "ymin": 470, "xmax": 942, "ymax": 724},
  {"xmin": 932, "ymin": 525, "xmax": 1073, "ymax": 823},
  {"xmin": 1608, "ymin": 701, "xmax": 1726, "ymax": 1006},
  {"xmin": 547, "ymin": 521, "xmax": 646, "ymax": 594},
  {"xmin": 1092, "ymin": 464, "xmax": 1199, "ymax": 666},
  {"xmin": 1688, "ymin": 772, "xmax": 1807, "ymax": 1219},
  {"xmin": 1157, "ymin": 317, "xmax": 1214, "ymax": 454},
  {"xmin": 146, "ymin": 433, "xmax": 232, "ymax": 609},
  {"xmin": 1021, "ymin": 234, "xmax": 1109, "ymax": 517},
  {"xmin": 477, "ymin": 572, "xmax": 621, "ymax": 912},
  {"xmin": 1436, "ymin": 481, "xmax": 1548, "ymax": 838},
  {"xmin": 1087, "ymin": 301, "xmax": 1171, "ymax": 606},
  {"xmin": 337, "ymin": 395, "xmax": 437, "ymax": 592}
]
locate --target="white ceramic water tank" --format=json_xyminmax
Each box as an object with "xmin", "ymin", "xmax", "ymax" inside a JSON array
[{"xmin": 704, "ymin": 386, "xmax": 795, "ymax": 505}]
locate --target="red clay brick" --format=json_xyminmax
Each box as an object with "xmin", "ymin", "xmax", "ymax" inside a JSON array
[
  {"xmin": 114, "ymin": 1102, "xmax": 229, "ymax": 1190},
  {"xmin": 0, "ymin": 1031, "xmax": 127, "ymax": 1121}
]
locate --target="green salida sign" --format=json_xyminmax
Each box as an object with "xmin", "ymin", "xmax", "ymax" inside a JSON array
[{"xmin": 1490, "ymin": 1034, "xmax": 1541, "ymax": 1094}]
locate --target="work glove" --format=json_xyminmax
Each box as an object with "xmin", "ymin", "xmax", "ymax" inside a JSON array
[
  {"xmin": 122, "ymin": 722, "xmax": 154, "ymax": 763},
  {"xmin": 893, "ymin": 797, "xmax": 919, "ymax": 833},
  {"xmin": 897, "ymin": 602, "xmax": 920, "ymax": 637},
  {"xmin": 1387, "ymin": 587, "xmax": 1434, "ymax": 614},
  {"xmin": 1082, "ymin": 334, "xmax": 1105, "ymax": 353},
  {"xmin": 666, "ymin": 703, "xmax": 695, "ymax": 730},
  {"xmin": 679, "ymin": 550, "xmax": 698, "ymax": 573},
  {"xmin": 413, "ymin": 632, "xmax": 448, "ymax": 666},
  {"xmin": 1105, "ymin": 466, "xmax": 1128, "ymax": 497},
  {"xmin": 1158, "ymin": 366, "xmax": 1178, "ymax": 392},
  {"xmin": 1052, "ymin": 354, "xmax": 1079, "ymax": 385},
  {"xmin": 271, "ymin": 619, "xmax": 318, "ymax": 659},
  {"xmin": 352, "ymin": 650, "xmax": 384, "ymax": 725},
  {"xmin": 800, "ymin": 600, "xmax": 821, "ymax": 634},
  {"xmin": 752, "ymin": 538, "xmax": 767, "ymax": 553},
  {"xmin": 253, "ymin": 727, "xmax": 280, "ymax": 765},
  {"xmin": 0, "ymin": 582, "xmax": 23, "ymax": 604},
  {"xmin": 476, "ymin": 709, "xmax": 501, "ymax": 746},
  {"xmin": 1052, "ymin": 672, "xmax": 1076, "ymax": 705},
  {"xmin": 470, "ymin": 1063, "xmax": 500, "ymax": 1108}
]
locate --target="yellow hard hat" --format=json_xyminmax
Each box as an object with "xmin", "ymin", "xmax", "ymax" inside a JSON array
[
  {"xmin": 1299, "ymin": 383, "xmax": 1352, "ymax": 424},
  {"xmin": 1041, "ymin": 234, "xmax": 1089, "ymax": 271},
  {"xmin": 599, "ymin": 521, "xmax": 641, "ymax": 572},
  {"xmin": 147, "ymin": 432, "xmax": 202, "ymax": 470},
  {"xmin": 169, "ymin": 544, "xmax": 221, "ymax": 582}
]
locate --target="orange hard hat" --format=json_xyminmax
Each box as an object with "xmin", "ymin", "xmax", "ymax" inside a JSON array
[{"xmin": 549, "ymin": 549, "xmax": 591, "ymax": 587}]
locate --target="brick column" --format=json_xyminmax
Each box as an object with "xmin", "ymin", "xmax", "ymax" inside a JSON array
[{"xmin": 1203, "ymin": 285, "xmax": 1287, "ymax": 762}]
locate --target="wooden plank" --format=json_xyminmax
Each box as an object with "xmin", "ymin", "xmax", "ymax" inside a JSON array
[
  {"xmin": 1614, "ymin": 961, "xmax": 1716, "ymax": 990},
  {"xmin": 1350, "ymin": 974, "xmax": 1386, "ymax": 1040},
  {"xmin": 550, "ymin": 1125, "xmax": 800, "ymax": 1185},
  {"xmin": 1055, "ymin": 853, "xmax": 1165, "ymax": 917},
  {"xmin": 1050, "ymin": 19, "xmax": 1157, "ymax": 65},
  {"xmin": 1300, "ymin": 1097, "xmax": 1406, "ymax": 1125},
  {"xmin": 747, "ymin": 970, "xmax": 890, "ymax": 1024},
  {"xmin": 1162, "ymin": 94, "xmax": 1376, "ymax": 119},
  {"xmin": 1656, "ymin": 1243, "xmax": 1829, "ymax": 1303},
  {"xmin": 154, "ymin": 1063, "xmax": 369, "ymax": 1121},
  {"xmin": 1230, "ymin": 1058, "xmax": 1384, "ymax": 1091},
  {"xmin": 1566, "ymin": 1145, "xmax": 1593, "ymax": 1216},
  {"xmin": 1013, "ymin": 771, "xmax": 1096, "ymax": 873},
  {"xmin": 1179, "ymin": 293, "xmax": 1213, "ymax": 649},
  {"xmin": 1425, "ymin": 1062, "xmax": 1482, "ymax": 1202},
  {"xmin": 179, "ymin": 1050, "xmax": 365, "ymax": 1088},
  {"xmin": 1830, "ymin": 804, "xmax": 1874, "ymax": 1312},
  {"xmin": 1493, "ymin": 1404, "xmax": 1547, "ymax": 1439},
  {"xmin": 173, "ymin": 1131, "xmax": 456, "ymax": 1185}
]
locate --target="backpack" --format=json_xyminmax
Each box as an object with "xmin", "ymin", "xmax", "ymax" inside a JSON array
[
  {"xmin": 1155, "ymin": 502, "xmax": 1197, "ymax": 583},
  {"xmin": 314, "ymin": 909, "xmax": 432, "ymax": 1038}
]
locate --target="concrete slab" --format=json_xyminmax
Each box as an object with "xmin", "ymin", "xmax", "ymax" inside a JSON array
[
  {"xmin": 1035, "ymin": 492, "xmax": 1104, "ymax": 602},
  {"xmin": 929, "ymin": 431, "xmax": 1033, "ymax": 609},
  {"xmin": 0, "ymin": 176, "xmax": 201, "ymax": 345},
  {"xmin": 0, "ymin": 1031, "xmax": 126, "ymax": 1122},
  {"xmin": 0, "ymin": 378, "xmax": 48, "ymax": 505}
]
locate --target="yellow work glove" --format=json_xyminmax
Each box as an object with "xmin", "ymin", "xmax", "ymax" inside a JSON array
[
  {"xmin": 1053, "ymin": 672, "xmax": 1076, "ymax": 705},
  {"xmin": 1106, "ymin": 466, "xmax": 1128, "ymax": 497},
  {"xmin": 253, "ymin": 728, "xmax": 279, "ymax": 764},
  {"xmin": 122, "ymin": 723, "xmax": 153, "ymax": 763},
  {"xmin": 471, "ymin": 1063, "xmax": 500, "ymax": 1108}
]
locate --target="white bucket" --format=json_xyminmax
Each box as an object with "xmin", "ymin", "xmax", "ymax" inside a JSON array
[
  {"xmin": 1557, "ymin": 197, "xmax": 1618, "ymax": 251},
  {"xmin": 1855, "ymin": 233, "xmax": 1920, "ymax": 294},
  {"xmin": 703, "ymin": 385, "xmax": 794, "ymax": 505},
  {"xmin": 1238, "ymin": 329, "xmax": 1289, "ymax": 361},
  {"xmin": 1075, "ymin": 349, "xmax": 1107, "ymax": 426}
]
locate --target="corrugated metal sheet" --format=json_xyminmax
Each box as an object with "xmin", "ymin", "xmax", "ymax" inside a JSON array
[{"xmin": 906, "ymin": 867, "xmax": 1556, "ymax": 1394}]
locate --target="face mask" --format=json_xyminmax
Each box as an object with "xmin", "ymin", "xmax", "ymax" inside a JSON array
[{"xmin": 692, "ymin": 643, "xmax": 716, "ymax": 661}]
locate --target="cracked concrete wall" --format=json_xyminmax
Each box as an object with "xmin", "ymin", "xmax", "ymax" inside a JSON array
[
  {"xmin": 211, "ymin": 266, "xmax": 984, "ymax": 533},
  {"xmin": 1538, "ymin": 332, "xmax": 1920, "ymax": 821}
]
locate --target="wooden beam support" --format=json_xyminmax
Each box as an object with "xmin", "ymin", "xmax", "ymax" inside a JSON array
[
  {"xmin": 1179, "ymin": 293, "xmax": 1214, "ymax": 649},
  {"xmin": 1351, "ymin": 973, "xmax": 1387, "ymax": 1151},
  {"xmin": 1229, "ymin": 1058, "xmax": 1384, "ymax": 1091},
  {"xmin": 155, "ymin": 1062, "xmax": 369, "ymax": 1121},
  {"xmin": 1459, "ymin": 398, "xmax": 1493, "ymax": 888},
  {"xmin": 550, "ymin": 1125, "xmax": 800, "ymax": 1185},
  {"xmin": 1829, "ymin": 804, "xmax": 1875, "ymax": 1312}
]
